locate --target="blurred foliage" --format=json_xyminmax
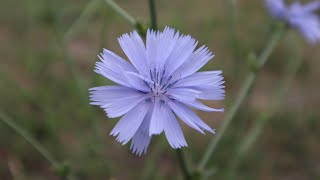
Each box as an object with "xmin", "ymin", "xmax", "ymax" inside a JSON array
[{"xmin": 0, "ymin": 0, "xmax": 319, "ymax": 179}]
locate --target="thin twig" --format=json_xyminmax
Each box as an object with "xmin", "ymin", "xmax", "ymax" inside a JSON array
[
  {"xmin": 46, "ymin": 0, "xmax": 86, "ymax": 100},
  {"xmin": 0, "ymin": 112, "xmax": 58, "ymax": 166},
  {"xmin": 225, "ymin": 39, "xmax": 303, "ymax": 180},
  {"xmin": 146, "ymin": 0, "xmax": 192, "ymax": 178},
  {"xmin": 104, "ymin": 0, "xmax": 145, "ymax": 36},
  {"xmin": 176, "ymin": 149, "xmax": 191, "ymax": 180},
  {"xmin": 104, "ymin": 0, "xmax": 137, "ymax": 26},
  {"xmin": 64, "ymin": 0, "xmax": 101, "ymax": 40},
  {"xmin": 198, "ymin": 24, "xmax": 285, "ymax": 171},
  {"xmin": 148, "ymin": 0, "xmax": 158, "ymax": 30},
  {"xmin": 0, "ymin": 112, "xmax": 77, "ymax": 179}
]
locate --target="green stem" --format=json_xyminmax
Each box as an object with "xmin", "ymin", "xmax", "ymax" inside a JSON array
[
  {"xmin": 176, "ymin": 149, "xmax": 191, "ymax": 180},
  {"xmin": 88, "ymin": 4, "xmax": 113, "ymax": 175},
  {"xmin": 148, "ymin": 0, "xmax": 158, "ymax": 30},
  {"xmin": 64, "ymin": 0, "xmax": 112, "ymax": 173},
  {"xmin": 0, "ymin": 112, "xmax": 56, "ymax": 169},
  {"xmin": 225, "ymin": 0, "xmax": 239, "ymax": 59},
  {"xmin": 198, "ymin": 25, "xmax": 285, "ymax": 171},
  {"xmin": 146, "ymin": 1, "xmax": 191, "ymax": 179},
  {"xmin": 104, "ymin": 0, "xmax": 136, "ymax": 26},
  {"xmin": 226, "ymin": 42, "xmax": 302, "ymax": 180},
  {"xmin": 146, "ymin": 1, "xmax": 191, "ymax": 178},
  {"xmin": 140, "ymin": 138, "xmax": 167, "ymax": 180},
  {"xmin": 46, "ymin": 0, "xmax": 85, "ymax": 100},
  {"xmin": 64, "ymin": 0, "xmax": 101, "ymax": 39},
  {"xmin": 104, "ymin": 0, "xmax": 145, "ymax": 35},
  {"xmin": 0, "ymin": 112, "xmax": 76, "ymax": 179}
]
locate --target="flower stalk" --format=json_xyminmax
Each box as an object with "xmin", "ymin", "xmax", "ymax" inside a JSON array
[
  {"xmin": 104, "ymin": 0, "xmax": 145, "ymax": 35},
  {"xmin": 147, "ymin": 0, "xmax": 192, "ymax": 178},
  {"xmin": 0, "ymin": 112, "xmax": 75, "ymax": 180},
  {"xmin": 225, "ymin": 40, "xmax": 303, "ymax": 179},
  {"xmin": 176, "ymin": 149, "xmax": 191, "ymax": 180},
  {"xmin": 198, "ymin": 24, "xmax": 285, "ymax": 171},
  {"xmin": 148, "ymin": 0, "xmax": 158, "ymax": 30}
]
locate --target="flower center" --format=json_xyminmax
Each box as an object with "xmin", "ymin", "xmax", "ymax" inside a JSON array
[{"xmin": 144, "ymin": 68, "xmax": 178, "ymax": 99}]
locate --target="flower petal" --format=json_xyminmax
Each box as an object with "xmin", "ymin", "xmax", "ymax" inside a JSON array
[
  {"xmin": 118, "ymin": 31, "xmax": 149, "ymax": 76},
  {"xmin": 126, "ymin": 71, "xmax": 155, "ymax": 85},
  {"xmin": 89, "ymin": 86, "xmax": 143, "ymax": 106},
  {"xmin": 163, "ymin": 105, "xmax": 187, "ymax": 149},
  {"xmin": 265, "ymin": 0, "xmax": 320, "ymax": 44},
  {"xmin": 290, "ymin": 15, "xmax": 320, "ymax": 44},
  {"xmin": 89, "ymin": 86, "xmax": 148, "ymax": 118},
  {"xmin": 168, "ymin": 101, "xmax": 210, "ymax": 134},
  {"xmin": 101, "ymin": 48, "xmax": 136, "ymax": 72},
  {"xmin": 156, "ymin": 27, "xmax": 179, "ymax": 69},
  {"xmin": 265, "ymin": 0, "xmax": 286, "ymax": 19},
  {"xmin": 103, "ymin": 95, "xmax": 148, "ymax": 118},
  {"xmin": 146, "ymin": 29, "xmax": 160, "ymax": 70},
  {"xmin": 197, "ymin": 87, "xmax": 225, "ymax": 101},
  {"xmin": 178, "ymin": 99, "xmax": 224, "ymax": 112},
  {"xmin": 173, "ymin": 45, "xmax": 214, "ymax": 79},
  {"xmin": 110, "ymin": 102, "xmax": 150, "ymax": 145},
  {"xmin": 303, "ymin": 1, "xmax": 320, "ymax": 12},
  {"xmin": 123, "ymin": 72, "xmax": 151, "ymax": 92},
  {"xmin": 94, "ymin": 50, "xmax": 137, "ymax": 86},
  {"xmin": 149, "ymin": 99, "xmax": 165, "ymax": 135},
  {"xmin": 130, "ymin": 106, "xmax": 153, "ymax": 156},
  {"xmin": 166, "ymin": 88, "xmax": 200, "ymax": 101},
  {"xmin": 173, "ymin": 71, "xmax": 223, "ymax": 88},
  {"xmin": 163, "ymin": 34, "xmax": 198, "ymax": 77},
  {"xmin": 94, "ymin": 61, "xmax": 128, "ymax": 86}
]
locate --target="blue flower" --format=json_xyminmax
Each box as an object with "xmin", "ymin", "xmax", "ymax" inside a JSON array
[
  {"xmin": 265, "ymin": 0, "xmax": 320, "ymax": 44},
  {"xmin": 89, "ymin": 27, "xmax": 225, "ymax": 156}
]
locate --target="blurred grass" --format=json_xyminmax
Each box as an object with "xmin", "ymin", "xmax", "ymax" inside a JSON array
[{"xmin": 1, "ymin": 0, "xmax": 320, "ymax": 179}]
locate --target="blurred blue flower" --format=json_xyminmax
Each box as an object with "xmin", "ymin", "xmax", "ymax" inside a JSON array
[
  {"xmin": 89, "ymin": 27, "xmax": 225, "ymax": 156},
  {"xmin": 265, "ymin": 0, "xmax": 320, "ymax": 44}
]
